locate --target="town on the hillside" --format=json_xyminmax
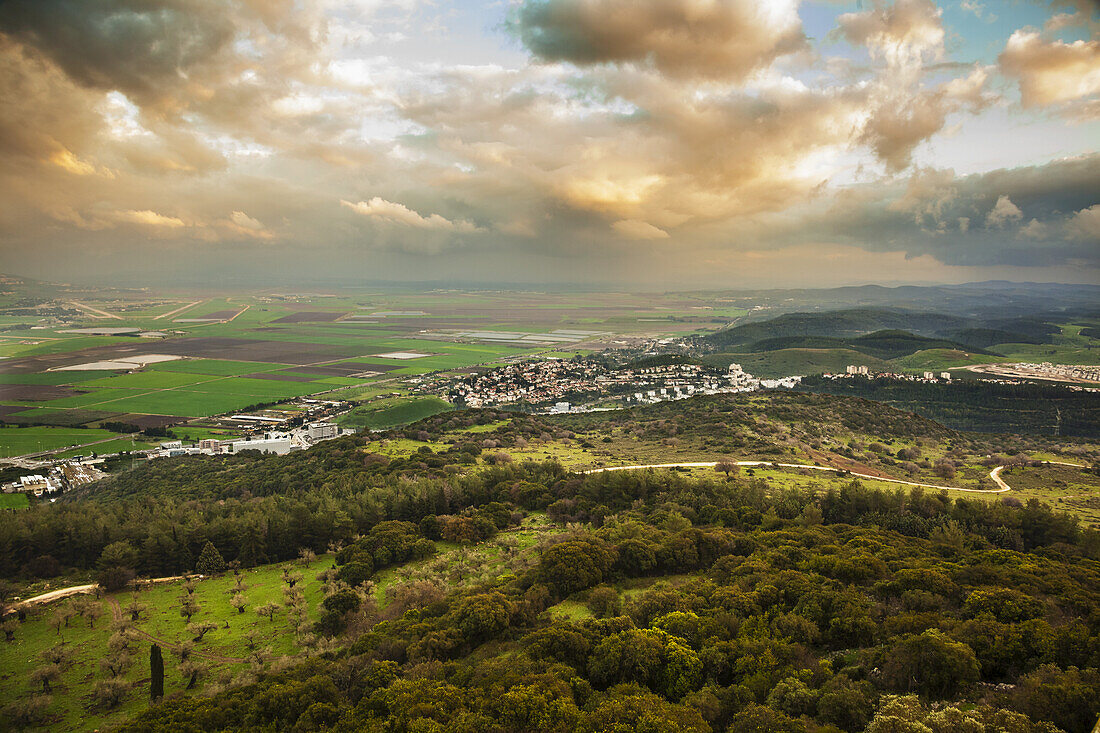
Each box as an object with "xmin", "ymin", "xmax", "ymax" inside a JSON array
[{"xmin": 427, "ymin": 358, "xmax": 802, "ymax": 413}]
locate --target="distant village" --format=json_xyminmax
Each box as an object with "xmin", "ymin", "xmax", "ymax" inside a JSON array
[
  {"xmin": 824, "ymin": 362, "xmax": 1100, "ymax": 392},
  {"xmin": 2, "ymin": 398, "xmax": 354, "ymax": 501},
  {"xmin": 823, "ymin": 365, "xmax": 954, "ymax": 383},
  {"xmin": 434, "ymin": 358, "xmax": 802, "ymax": 413}
]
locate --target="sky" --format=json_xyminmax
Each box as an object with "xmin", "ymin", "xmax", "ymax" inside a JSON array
[{"xmin": 0, "ymin": 0, "xmax": 1097, "ymax": 289}]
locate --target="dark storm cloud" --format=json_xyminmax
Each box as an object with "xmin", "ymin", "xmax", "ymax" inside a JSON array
[
  {"xmin": 0, "ymin": 0, "xmax": 235, "ymax": 109},
  {"xmin": 511, "ymin": 0, "xmax": 806, "ymax": 81},
  {"xmin": 817, "ymin": 156, "xmax": 1100, "ymax": 267}
]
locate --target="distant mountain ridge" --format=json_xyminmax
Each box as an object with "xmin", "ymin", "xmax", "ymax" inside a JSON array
[{"xmin": 699, "ymin": 307, "xmax": 1064, "ymax": 358}]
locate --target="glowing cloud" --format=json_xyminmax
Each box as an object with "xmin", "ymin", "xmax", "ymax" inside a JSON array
[{"xmin": 342, "ymin": 198, "xmax": 481, "ymax": 233}]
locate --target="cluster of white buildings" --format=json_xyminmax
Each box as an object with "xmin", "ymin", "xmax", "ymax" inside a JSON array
[
  {"xmin": 449, "ymin": 359, "xmax": 607, "ymax": 407},
  {"xmin": 445, "ymin": 359, "xmax": 802, "ymax": 412},
  {"xmin": 825, "ymin": 367, "xmax": 951, "ymax": 384},
  {"xmin": 622, "ymin": 363, "xmax": 768, "ymax": 405},
  {"xmin": 148, "ymin": 421, "xmax": 344, "ymax": 459},
  {"xmin": 2, "ymin": 460, "xmax": 107, "ymax": 498},
  {"xmin": 1002, "ymin": 362, "xmax": 1100, "ymax": 383},
  {"xmin": 3, "ymin": 474, "xmax": 59, "ymax": 497}
]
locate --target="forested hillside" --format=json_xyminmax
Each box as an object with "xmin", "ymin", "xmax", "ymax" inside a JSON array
[
  {"xmin": 2, "ymin": 394, "xmax": 1098, "ymax": 732},
  {"xmin": 798, "ymin": 377, "xmax": 1100, "ymax": 438},
  {"xmin": 106, "ymin": 470, "xmax": 1099, "ymax": 733}
]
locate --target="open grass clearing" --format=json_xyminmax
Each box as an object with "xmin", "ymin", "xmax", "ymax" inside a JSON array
[
  {"xmin": 0, "ymin": 554, "xmax": 333, "ymax": 732},
  {"xmin": 0, "ymin": 492, "xmax": 30, "ymax": 509}
]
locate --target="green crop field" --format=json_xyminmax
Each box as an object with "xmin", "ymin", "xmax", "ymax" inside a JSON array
[
  {"xmin": 84, "ymin": 391, "xmax": 272, "ymax": 418},
  {"xmin": 0, "ymin": 426, "xmax": 123, "ymax": 457},
  {"xmin": 337, "ymin": 396, "xmax": 455, "ymax": 430},
  {"xmin": 29, "ymin": 390, "xmax": 142, "ymax": 410},
  {"xmin": 148, "ymin": 360, "xmax": 291, "ymax": 376},
  {"xmin": 52, "ymin": 438, "xmax": 159, "ymax": 459},
  {"xmin": 80, "ymin": 371, "xmax": 215, "ymax": 390}
]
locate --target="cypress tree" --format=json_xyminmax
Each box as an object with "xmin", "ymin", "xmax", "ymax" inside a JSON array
[
  {"xmin": 150, "ymin": 643, "xmax": 163, "ymax": 701},
  {"xmin": 195, "ymin": 541, "xmax": 227, "ymax": 575}
]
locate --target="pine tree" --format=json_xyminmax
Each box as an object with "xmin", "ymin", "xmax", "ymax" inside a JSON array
[
  {"xmin": 150, "ymin": 644, "xmax": 163, "ymax": 701},
  {"xmin": 195, "ymin": 541, "xmax": 226, "ymax": 575}
]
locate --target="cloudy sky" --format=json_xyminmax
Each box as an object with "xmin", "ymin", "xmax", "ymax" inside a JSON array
[{"xmin": 0, "ymin": 0, "xmax": 1096, "ymax": 288}]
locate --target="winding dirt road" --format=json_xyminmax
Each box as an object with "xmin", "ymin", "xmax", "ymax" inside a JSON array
[
  {"xmin": 14, "ymin": 575, "xmax": 186, "ymax": 609},
  {"xmin": 11, "ymin": 576, "xmax": 247, "ymax": 664},
  {"xmin": 585, "ymin": 459, "xmax": 1085, "ymax": 495}
]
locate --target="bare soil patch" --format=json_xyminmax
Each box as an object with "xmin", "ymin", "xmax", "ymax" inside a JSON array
[
  {"xmin": 0, "ymin": 408, "xmax": 122, "ymax": 426},
  {"xmin": 150, "ymin": 337, "xmax": 357, "ymax": 365},
  {"xmin": 243, "ymin": 372, "xmax": 316, "ymax": 382},
  {"xmin": 0, "ymin": 385, "xmax": 88, "ymax": 401},
  {"xmin": 112, "ymin": 413, "xmax": 189, "ymax": 428}
]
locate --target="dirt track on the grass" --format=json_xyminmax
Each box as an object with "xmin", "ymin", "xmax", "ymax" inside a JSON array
[{"xmin": 106, "ymin": 596, "xmax": 247, "ymax": 663}]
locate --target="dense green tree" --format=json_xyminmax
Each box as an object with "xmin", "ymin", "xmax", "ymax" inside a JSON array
[
  {"xmin": 817, "ymin": 674, "xmax": 876, "ymax": 731},
  {"xmin": 577, "ymin": 684, "xmax": 710, "ymax": 732},
  {"xmin": 539, "ymin": 539, "xmax": 614, "ymax": 596},
  {"xmin": 728, "ymin": 703, "xmax": 806, "ymax": 733},
  {"xmin": 1009, "ymin": 665, "xmax": 1100, "ymax": 733},
  {"xmin": 453, "ymin": 591, "xmax": 511, "ymax": 642},
  {"xmin": 150, "ymin": 644, "xmax": 163, "ymax": 701},
  {"xmin": 881, "ymin": 630, "xmax": 980, "ymax": 699},
  {"xmin": 194, "ymin": 541, "xmax": 227, "ymax": 575},
  {"xmin": 587, "ymin": 586, "xmax": 622, "ymax": 618},
  {"xmin": 493, "ymin": 682, "xmax": 580, "ymax": 732}
]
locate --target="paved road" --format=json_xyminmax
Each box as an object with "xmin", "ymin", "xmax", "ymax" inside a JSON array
[
  {"xmin": 154, "ymin": 299, "xmax": 204, "ymax": 320},
  {"xmin": 69, "ymin": 301, "xmax": 122, "ymax": 320}
]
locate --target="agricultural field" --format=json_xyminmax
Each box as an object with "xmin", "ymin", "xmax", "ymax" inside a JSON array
[
  {"xmin": 336, "ymin": 396, "xmax": 454, "ymax": 430},
  {"xmin": 1, "ymin": 284, "xmax": 742, "ymax": 457},
  {"xmin": 3, "ymin": 281, "xmax": 1097, "ymax": 459},
  {"xmin": 0, "ymin": 426, "xmax": 124, "ymax": 458}
]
